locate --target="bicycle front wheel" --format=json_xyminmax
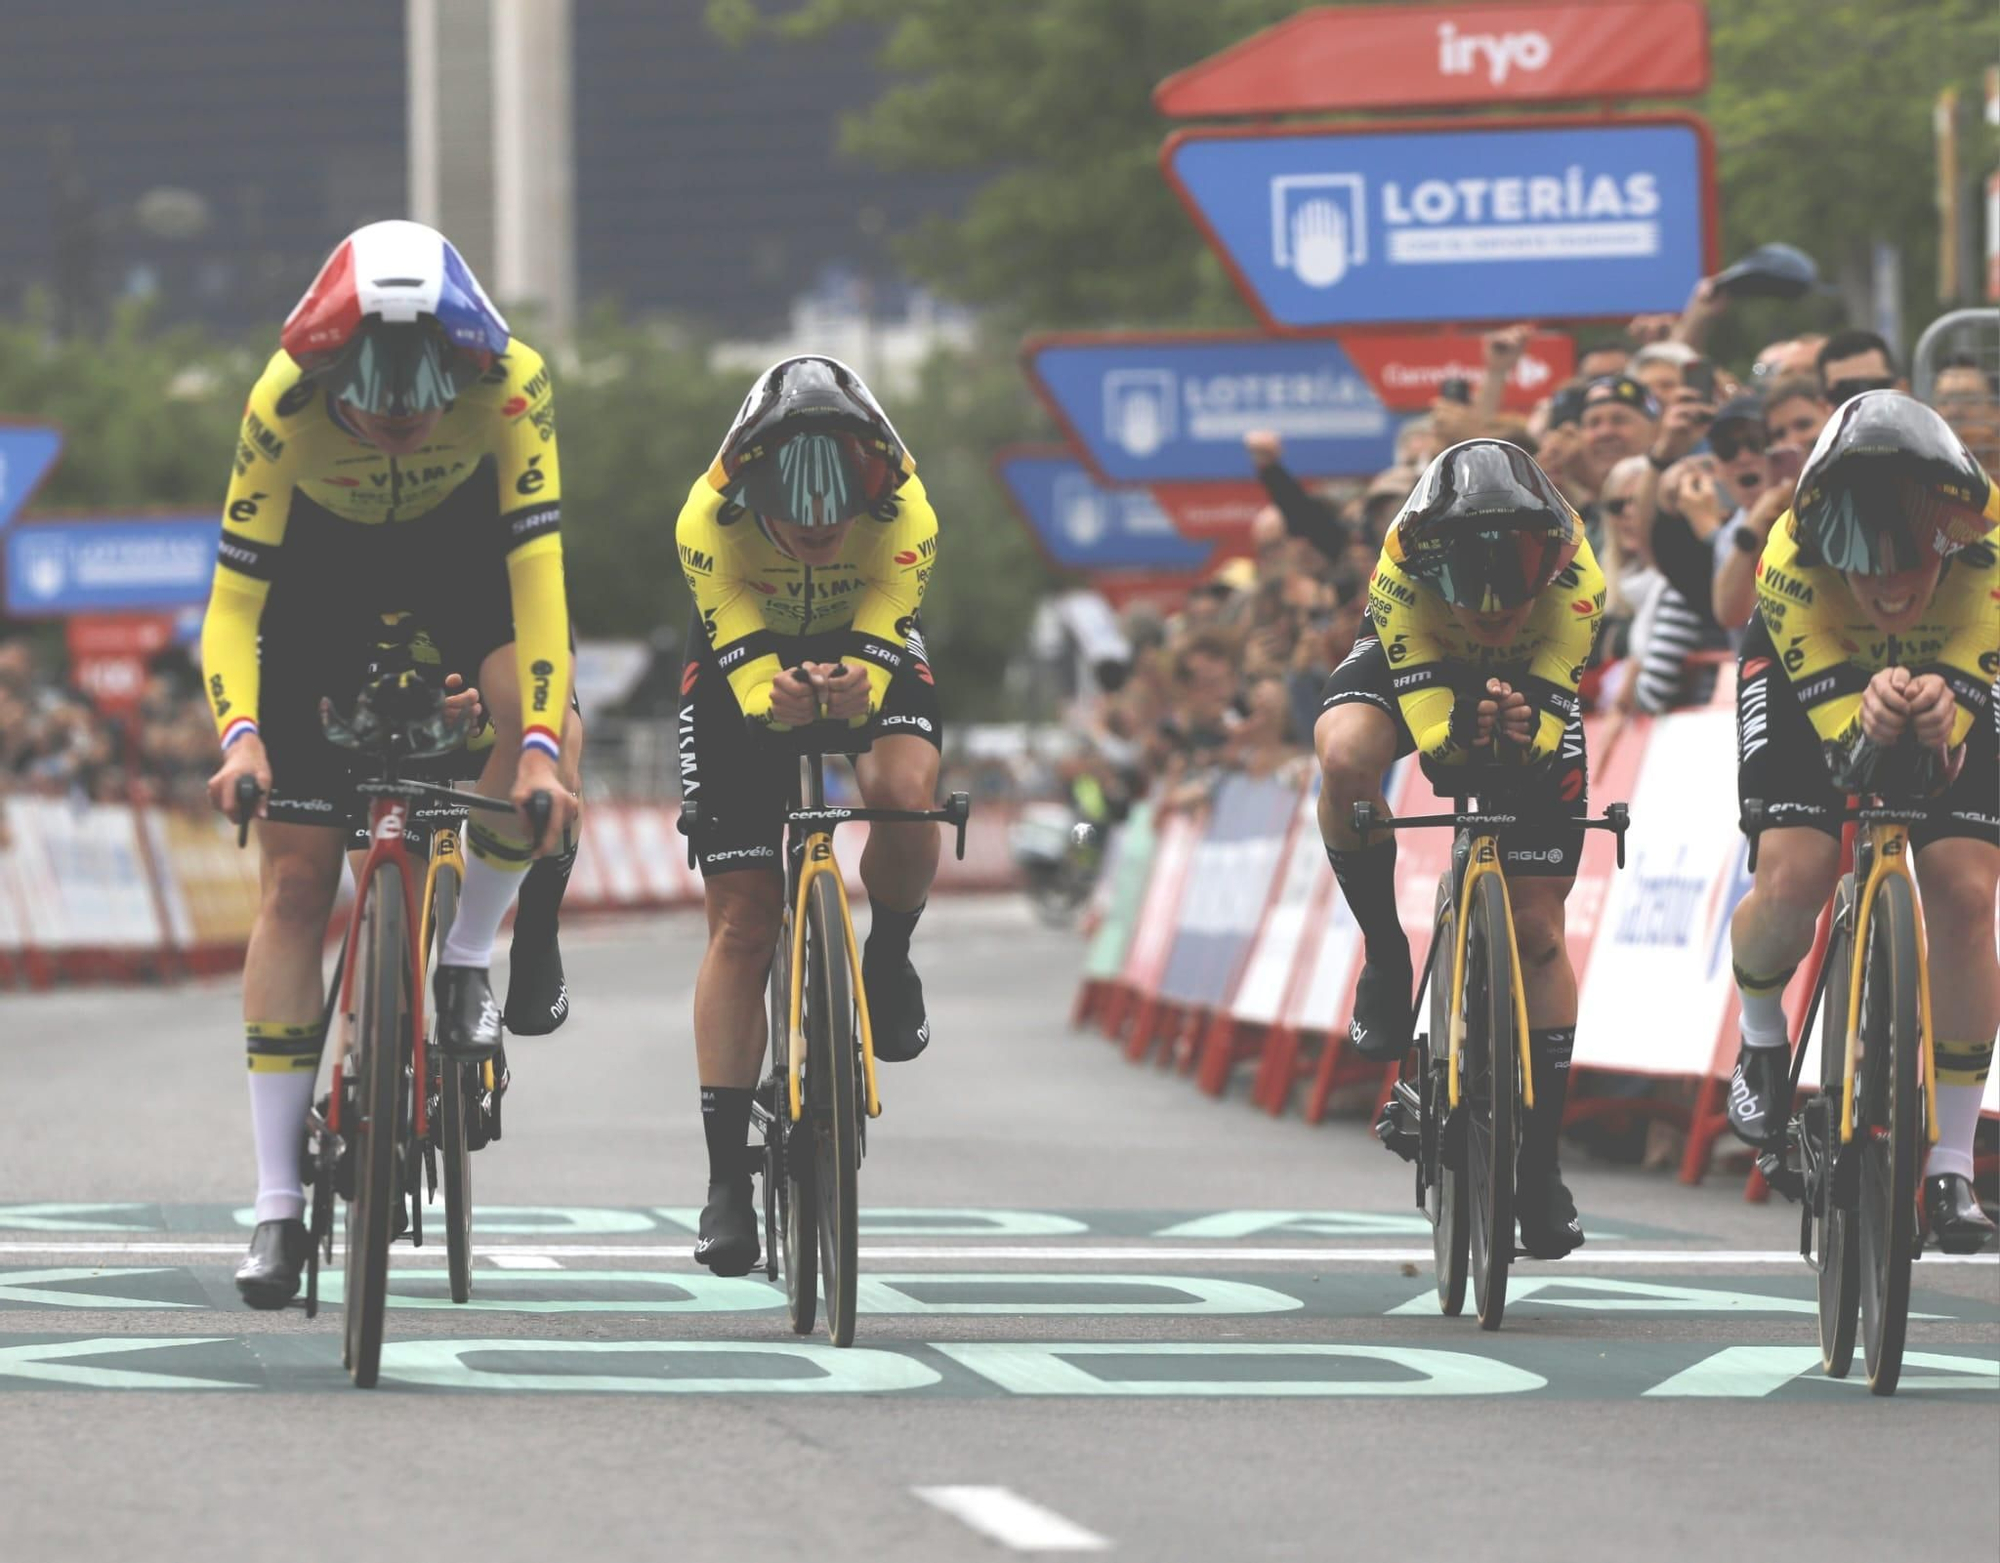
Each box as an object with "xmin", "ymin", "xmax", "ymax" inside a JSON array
[
  {"xmin": 1814, "ymin": 879, "xmax": 1859, "ymax": 1378},
  {"xmin": 806, "ymin": 873, "xmax": 860, "ymax": 1348},
  {"xmin": 1464, "ymin": 869, "xmax": 1517, "ymax": 1332},
  {"xmin": 429, "ymin": 862, "xmax": 474, "ymax": 1305},
  {"xmin": 344, "ymin": 862, "xmax": 408, "ymax": 1389},
  {"xmin": 1428, "ymin": 878, "xmax": 1468, "ymax": 1317},
  {"xmin": 1857, "ymin": 872, "xmax": 1921, "ymax": 1396},
  {"xmin": 771, "ymin": 900, "xmax": 816, "ymax": 1336}
]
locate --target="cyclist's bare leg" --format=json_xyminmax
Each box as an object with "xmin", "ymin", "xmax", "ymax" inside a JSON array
[
  {"xmin": 242, "ymin": 821, "xmax": 344, "ymax": 1226},
  {"xmin": 1508, "ymin": 876, "xmax": 1577, "ymax": 1030},
  {"xmin": 1313, "ymin": 702, "xmax": 1399, "ymax": 851},
  {"xmin": 694, "ymin": 869, "xmax": 783, "ymax": 1089},
  {"xmin": 1916, "ymin": 838, "xmax": 2000, "ymax": 1181},
  {"xmin": 1728, "ymin": 827, "xmax": 1840, "ymax": 1046},
  {"xmin": 854, "ymin": 734, "xmax": 940, "ymax": 911},
  {"xmin": 1314, "ymin": 703, "xmax": 1409, "ymax": 1054},
  {"xmin": 1509, "ymin": 873, "xmax": 1584, "ymax": 1245}
]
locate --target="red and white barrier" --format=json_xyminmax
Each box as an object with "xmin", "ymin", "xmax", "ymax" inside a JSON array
[
  {"xmin": 0, "ymin": 797, "xmax": 1023, "ymax": 989},
  {"xmin": 1075, "ymin": 701, "xmax": 2000, "ymax": 1161}
]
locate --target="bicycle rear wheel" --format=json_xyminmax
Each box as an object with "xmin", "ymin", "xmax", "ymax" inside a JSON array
[
  {"xmin": 806, "ymin": 873, "xmax": 860, "ymax": 1347},
  {"xmin": 429, "ymin": 861, "xmax": 474, "ymax": 1305},
  {"xmin": 344, "ymin": 863, "xmax": 408, "ymax": 1389},
  {"xmin": 771, "ymin": 903, "xmax": 817, "ymax": 1336},
  {"xmin": 1427, "ymin": 879, "xmax": 1468, "ymax": 1317},
  {"xmin": 1464, "ymin": 869, "xmax": 1517, "ymax": 1332},
  {"xmin": 1814, "ymin": 880, "xmax": 1859, "ymax": 1378},
  {"xmin": 1857, "ymin": 873, "xmax": 1921, "ymax": 1396}
]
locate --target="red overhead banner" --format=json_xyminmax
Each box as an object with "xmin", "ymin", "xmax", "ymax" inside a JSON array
[
  {"xmin": 1155, "ymin": 2, "xmax": 1710, "ymax": 118},
  {"xmin": 1147, "ymin": 483, "xmax": 1267, "ymax": 545},
  {"xmin": 1340, "ymin": 331, "xmax": 1575, "ymax": 412}
]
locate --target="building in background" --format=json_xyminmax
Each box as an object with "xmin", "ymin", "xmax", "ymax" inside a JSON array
[{"xmin": 0, "ymin": 0, "xmax": 971, "ymax": 351}]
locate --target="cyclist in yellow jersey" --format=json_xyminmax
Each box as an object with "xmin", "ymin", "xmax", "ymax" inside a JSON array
[
  {"xmin": 199, "ymin": 221, "xmax": 580, "ymax": 1307},
  {"xmin": 1726, "ymin": 392, "xmax": 1998, "ymax": 1252},
  {"xmin": 1316, "ymin": 440, "xmax": 1603, "ymax": 1258},
  {"xmin": 674, "ymin": 356, "xmax": 942, "ymax": 1275}
]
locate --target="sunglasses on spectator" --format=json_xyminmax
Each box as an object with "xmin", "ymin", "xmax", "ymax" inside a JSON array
[
  {"xmin": 1603, "ymin": 497, "xmax": 1634, "ymax": 516},
  {"xmin": 1710, "ymin": 426, "xmax": 1768, "ymax": 462}
]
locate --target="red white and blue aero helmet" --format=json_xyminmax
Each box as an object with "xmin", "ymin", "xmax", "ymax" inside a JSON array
[{"xmin": 281, "ymin": 220, "xmax": 509, "ymax": 417}]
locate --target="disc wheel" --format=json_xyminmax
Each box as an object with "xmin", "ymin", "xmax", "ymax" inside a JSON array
[
  {"xmin": 805, "ymin": 873, "xmax": 861, "ymax": 1347},
  {"xmin": 1814, "ymin": 879, "xmax": 1860, "ymax": 1378},
  {"xmin": 429, "ymin": 862, "xmax": 474, "ymax": 1305},
  {"xmin": 343, "ymin": 863, "xmax": 408, "ymax": 1389},
  {"xmin": 771, "ymin": 902, "xmax": 817, "ymax": 1336},
  {"xmin": 1857, "ymin": 872, "xmax": 1921, "ymax": 1396},
  {"xmin": 1427, "ymin": 877, "xmax": 1468, "ymax": 1317},
  {"xmin": 1464, "ymin": 868, "xmax": 1518, "ymax": 1332}
]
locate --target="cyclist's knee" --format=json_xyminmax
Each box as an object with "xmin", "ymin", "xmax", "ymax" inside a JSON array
[
  {"xmin": 1317, "ymin": 707, "xmax": 1394, "ymax": 800},
  {"xmin": 705, "ymin": 873, "xmax": 783, "ymax": 958},
  {"xmin": 863, "ymin": 766, "xmax": 936, "ymax": 815},
  {"xmin": 262, "ymin": 853, "xmax": 341, "ymax": 933},
  {"xmin": 1916, "ymin": 843, "xmax": 2000, "ymax": 933},
  {"xmin": 1510, "ymin": 898, "xmax": 1567, "ymax": 970},
  {"xmin": 1751, "ymin": 834, "xmax": 1838, "ymax": 920}
]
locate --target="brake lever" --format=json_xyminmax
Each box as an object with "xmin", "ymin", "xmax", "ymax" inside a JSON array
[
  {"xmin": 233, "ymin": 774, "xmax": 263, "ymax": 849},
  {"xmin": 945, "ymin": 791, "xmax": 971, "ymax": 862},
  {"xmin": 679, "ymin": 799, "xmax": 703, "ymax": 871}
]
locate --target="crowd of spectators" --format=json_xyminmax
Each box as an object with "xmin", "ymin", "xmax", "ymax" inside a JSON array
[
  {"xmin": 1056, "ymin": 263, "xmax": 2000, "ymax": 815},
  {"xmin": 0, "ymin": 636, "xmax": 218, "ymax": 810}
]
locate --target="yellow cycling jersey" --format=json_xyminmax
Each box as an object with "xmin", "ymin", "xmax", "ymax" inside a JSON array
[
  {"xmin": 1366, "ymin": 535, "xmax": 1605, "ymax": 766},
  {"xmin": 674, "ymin": 469, "xmax": 938, "ymax": 726},
  {"xmin": 1754, "ymin": 504, "xmax": 2000, "ymax": 760},
  {"xmin": 199, "ymin": 345, "xmax": 571, "ymax": 757}
]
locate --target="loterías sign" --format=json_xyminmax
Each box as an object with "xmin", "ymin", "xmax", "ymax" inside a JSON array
[{"xmin": 1154, "ymin": 2, "xmax": 1710, "ymax": 117}]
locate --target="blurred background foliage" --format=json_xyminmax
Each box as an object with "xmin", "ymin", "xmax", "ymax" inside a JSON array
[{"xmin": 8, "ymin": 0, "xmax": 1995, "ymax": 717}]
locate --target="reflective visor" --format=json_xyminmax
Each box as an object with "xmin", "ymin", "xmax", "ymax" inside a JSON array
[
  {"xmin": 746, "ymin": 430, "xmax": 902, "ymax": 527},
  {"xmin": 1804, "ymin": 470, "xmax": 1988, "ymax": 575},
  {"xmin": 1420, "ymin": 527, "xmax": 1568, "ymax": 611},
  {"xmin": 329, "ymin": 329, "xmax": 462, "ymax": 417}
]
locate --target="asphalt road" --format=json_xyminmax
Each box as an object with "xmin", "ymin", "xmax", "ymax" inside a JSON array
[{"xmin": 1, "ymin": 897, "xmax": 1994, "ymax": 1562}]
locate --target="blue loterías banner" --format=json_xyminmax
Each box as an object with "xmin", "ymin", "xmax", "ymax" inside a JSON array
[
  {"xmin": 993, "ymin": 450, "xmax": 1213, "ymax": 573},
  {"xmin": 5, "ymin": 515, "xmax": 220, "ymax": 616},
  {"xmin": 1024, "ymin": 334, "xmax": 1397, "ymax": 484},
  {"xmin": 1163, "ymin": 116, "xmax": 1714, "ymax": 330}
]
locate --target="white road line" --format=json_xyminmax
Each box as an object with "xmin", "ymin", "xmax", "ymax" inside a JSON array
[
  {"xmin": 0, "ymin": 1240, "xmax": 1992, "ymax": 1266},
  {"xmin": 486, "ymin": 1253, "xmax": 562, "ymax": 1270},
  {"xmin": 915, "ymin": 1486, "xmax": 1109, "ymax": 1553}
]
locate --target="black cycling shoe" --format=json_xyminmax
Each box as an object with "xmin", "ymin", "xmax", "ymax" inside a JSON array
[
  {"xmin": 864, "ymin": 950, "xmax": 931, "ymax": 1063},
  {"xmin": 1347, "ymin": 948, "xmax": 1414, "ymax": 1062},
  {"xmin": 504, "ymin": 928, "xmax": 569, "ymax": 1036},
  {"xmin": 1726, "ymin": 1042, "xmax": 1791, "ymax": 1147},
  {"xmin": 1924, "ymin": 1173, "xmax": 1997, "ymax": 1255},
  {"xmin": 235, "ymin": 1218, "xmax": 312, "ymax": 1310},
  {"xmin": 434, "ymin": 963, "xmax": 503, "ymax": 1061},
  {"xmin": 693, "ymin": 1177, "xmax": 759, "ymax": 1276},
  {"xmin": 1515, "ymin": 1164, "xmax": 1586, "ymax": 1259}
]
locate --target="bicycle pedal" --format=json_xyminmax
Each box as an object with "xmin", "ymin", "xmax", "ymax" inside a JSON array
[{"xmin": 1374, "ymin": 1083, "xmax": 1422, "ymax": 1165}]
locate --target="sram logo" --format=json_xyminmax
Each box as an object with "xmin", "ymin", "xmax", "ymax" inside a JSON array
[{"xmin": 1436, "ymin": 21, "xmax": 1551, "ymax": 86}]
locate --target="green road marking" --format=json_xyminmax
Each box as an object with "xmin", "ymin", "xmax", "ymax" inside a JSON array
[
  {"xmin": 317, "ymin": 1269, "xmax": 780, "ymax": 1314},
  {"xmin": 1387, "ymin": 1276, "xmax": 1945, "ymax": 1319},
  {"xmin": 854, "ymin": 1275, "xmax": 1303, "ymax": 1315},
  {"xmin": 652, "ymin": 1208, "xmax": 1093, "ymax": 1238},
  {"xmin": 0, "ymin": 1204, "xmax": 155, "ymax": 1232},
  {"xmin": 377, "ymin": 1339, "xmax": 942, "ymax": 1394},
  {"xmin": 0, "ymin": 1337, "xmax": 246, "ymax": 1389},
  {"xmin": 935, "ymin": 1342, "xmax": 1546, "ymax": 1397},
  {"xmin": 1646, "ymin": 1346, "xmax": 2000, "ymax": 1397},
  {"xmin": 0, "ymin": 1268, "xmax": 206, "ymax": 1310}
]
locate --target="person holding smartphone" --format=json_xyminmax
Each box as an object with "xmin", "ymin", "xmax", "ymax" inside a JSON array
[{"xmin": 1714, "ymin": 381, "xmax": 1829, "ymax": 631}]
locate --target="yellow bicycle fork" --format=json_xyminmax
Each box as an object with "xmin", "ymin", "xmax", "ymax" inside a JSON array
[
  {"xmin": 1444, "ymin": 834, "xmax": 1536, "ymax": 1115},
  {"xmin": 785, "ymin": 830, "xmax": 882, "ymax": 1124},
  {"xmin": 1838, "ymin": 822, "xmax": 1938, "ymax": 1146}
]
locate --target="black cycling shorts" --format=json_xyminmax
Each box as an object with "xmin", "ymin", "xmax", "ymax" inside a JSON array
[
  {"xmin": 1320, "ymin": 628, "xmax": 1588, "ymax": 878},
  {"xmin": 1737, "ymin": 617, "xmax": 1999, "ymax": 849},
  {"xmin": 678, "ymin": 616, "xmax": 943, "ymax": 877},
  {"xmin": 259, "ymin": 462, "xmax": 518, "ymax": 835}
]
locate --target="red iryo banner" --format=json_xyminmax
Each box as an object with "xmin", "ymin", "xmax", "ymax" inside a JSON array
[
  {"xmin": 1155, "ymin": 2, "xmax": 1710, "ymax": 118},
  {"xmin": 1341, "ymin": 331, "xmax": 1576, "ymax": 412},
  {"xmin": 1148, "ymin": 483, "xmax": 1268, "ymax": 545}
]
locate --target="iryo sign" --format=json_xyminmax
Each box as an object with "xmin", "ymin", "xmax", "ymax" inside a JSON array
[
  {"xmin": 1340, "ymin": 331, "xmax": 1574, "ymax": 412},
  {"xmin": 1154, "ymin": 3, "xmax": 1711, "ymax": 117},
  {"xmin": 1164, "ymin": 116, "xmax": 1715, "ymax": 330}
]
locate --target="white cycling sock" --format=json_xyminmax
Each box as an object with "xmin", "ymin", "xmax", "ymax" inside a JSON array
[
  {"xmin": 246, "ymin": 1023, "xmax": 318, "ymax": 1223},
  {"xmin": 441, "ymin": 819, "xmax": 534, "ymax": 968},
  {"xmin": 1929, "ymin": 1039, "xmax": 1995, "ymax": 1182},
  {"xmin": 1734, "ymin": 966, "xmax": 1793, "ymax": 1051}
]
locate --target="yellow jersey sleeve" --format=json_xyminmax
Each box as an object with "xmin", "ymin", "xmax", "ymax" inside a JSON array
[
  {"xmin": 1515, "ymin": 539, "xmax": 1603, "ymax": 765},
  {"xmin": 841, "ymin": 474, "xmax": 938, "ymax": 715},
  {"xmin": 1755, "ymin": 516, "xmax": 1869, "ymax": 751},
  {"xmin": 675, "ymin": 477, "xmax": 788, "ymax": 723},
  {"xmin": 479, "ymin": 343, "xmax": 569, "ymax": 758},
  {"xmin": 1920, "ymin": 540, "xmax": 2000, "ymax": 749},
  {"xmin": 200, "ymin": 352, "xmax": 311, "ymax": 745},
  {"xmin": 1365, "ymin": 554, "xmax": 1461, "ymax": 764}
]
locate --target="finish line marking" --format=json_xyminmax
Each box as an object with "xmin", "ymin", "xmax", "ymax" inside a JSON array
[
  {"xmin": 915, "ymin": 1486, "xmax": 1110, "ymax": 1553},
  {"xmin": 486, "ymin": 1254, "xmax": 563, "ymax": 1270},
  {"xmin": 0, "ymin": 1240, "xmax": 1993, "ymax": 1266}
]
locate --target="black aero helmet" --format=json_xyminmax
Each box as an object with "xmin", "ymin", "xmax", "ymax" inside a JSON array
[
  {"xmin": 710, "ymin": 356, "xmax": 910, "ymax": 527},
  {"xmin": 1384, "ymin": 440, "xmax": 1583, "ymax": 611},
  {"xmin": 1792, "ymin": 389, "xmax": 1995, "ymax": 574}
]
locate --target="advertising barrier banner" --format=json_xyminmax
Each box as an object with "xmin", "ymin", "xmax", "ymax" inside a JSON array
[
  {"xmin": 1158, "ymin": 776, "xmax": 1296, "ymax": 1007},
  {"xmin": 1085, "ymin": 806, "xmax": 1158, "ymax": 983},
  {"xmin": 1163, "ymin": 116, "xmax": 1716, "ymax": 331}
]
